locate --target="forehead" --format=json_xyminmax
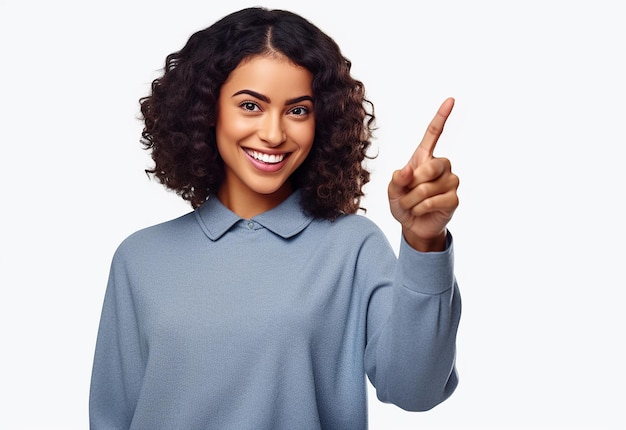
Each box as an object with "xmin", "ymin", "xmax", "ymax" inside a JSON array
[{"xmin": 222, "ymin": 55, "xmax": 314, "ymax": 97}]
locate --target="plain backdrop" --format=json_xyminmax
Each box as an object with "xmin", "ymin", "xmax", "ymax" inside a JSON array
[{"xmin": 1, "ymin": 0, "xmax": 624, "ymax": 429}]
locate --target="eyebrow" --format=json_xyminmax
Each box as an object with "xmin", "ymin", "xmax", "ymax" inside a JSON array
[{"xmin": 232, "ymin": 89, "xmax": 314, "ymax": 105}]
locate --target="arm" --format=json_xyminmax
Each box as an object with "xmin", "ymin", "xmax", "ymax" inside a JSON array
[
  {"xmin": 365, "ymin": 98, "xmax": 462, "ymax": 410},
  {"xmin": 364, "ymin": 232, "xmax": 461, "ymax": 411},
  {"xmin": 89, "ymin": 250, "xmax": 144, "ymax": 429}
]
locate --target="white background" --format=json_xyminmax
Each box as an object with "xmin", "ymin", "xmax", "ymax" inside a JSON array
[{"xmin": 1, "ymin": 0, "xmax": 625, "ymax": 429}]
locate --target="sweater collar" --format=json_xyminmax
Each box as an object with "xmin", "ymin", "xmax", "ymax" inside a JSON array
[{"xmin": 194, "ymin": 190, "xmax": 314, "ymax": 241}]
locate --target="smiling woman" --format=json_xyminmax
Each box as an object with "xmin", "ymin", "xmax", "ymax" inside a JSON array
[
  {"xmin": 136, "ymin": 7, "xmax": 374, "ymax": 221},
  {"xmin": 215, "ymin": 55, "xmax": 316, "ymax": 218},
  {"xmin": 89, "ymin": 6, "xmax": 462, "ymax": 430}
]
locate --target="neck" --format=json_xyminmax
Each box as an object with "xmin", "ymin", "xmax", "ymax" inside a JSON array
[{"xmin": 217, "ymin": 183, "xmax": 293, "ymax": 219}]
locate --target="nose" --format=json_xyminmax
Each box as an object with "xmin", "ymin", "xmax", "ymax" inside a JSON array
[{"xmin": 258, "ymin": 112, "xmax": 286, "ymax": 147}]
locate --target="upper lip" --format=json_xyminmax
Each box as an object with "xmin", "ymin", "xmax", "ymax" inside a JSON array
[{"xmin": 243, "ymin": 147, "xmax": 288, "ymax": 155}]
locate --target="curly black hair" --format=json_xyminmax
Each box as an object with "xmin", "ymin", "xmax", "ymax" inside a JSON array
[{"xmin": 140, "ymin": 7, "xmax": 375, "ymax": 219}]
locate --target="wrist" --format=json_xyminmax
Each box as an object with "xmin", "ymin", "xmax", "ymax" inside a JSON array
[{"xmin": 402, "ymin": 228, "xmax": 447, "ymax": 252}]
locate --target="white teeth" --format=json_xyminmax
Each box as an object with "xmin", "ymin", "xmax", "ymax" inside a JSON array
[{"xmin": 246, "ymin": 149, "xmax": 285, "ymax": 164}]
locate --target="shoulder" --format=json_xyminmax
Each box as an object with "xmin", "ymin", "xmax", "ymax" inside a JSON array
[
  {"xmin": 307, "ymin": 213, "xmax": 390, "ymax": 248},
  {"xmin": 314, "ymin": 214, "xmax": 398, "ymax": 276},
  {"xmin": 328, "ymin": 213, "xmax": 383, "ymax": 234},
  {"xmin": 113, "ymin": 211, "xmax": 197, "ymax": 259}
]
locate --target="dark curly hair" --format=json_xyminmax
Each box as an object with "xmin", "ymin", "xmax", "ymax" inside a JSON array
[{"xmin": 140, "ymin": 7, "xmax": 375, "ymax": 219}]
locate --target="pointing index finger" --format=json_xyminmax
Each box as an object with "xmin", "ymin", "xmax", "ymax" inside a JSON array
[{"xmin": 412, "ymin": 97, "xmax": 455, "ymax": 166}]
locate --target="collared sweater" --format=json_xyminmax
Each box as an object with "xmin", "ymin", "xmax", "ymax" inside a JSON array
[{"xmin": 89, "ymin": 191, "xmax": 461, "ymax": 429}]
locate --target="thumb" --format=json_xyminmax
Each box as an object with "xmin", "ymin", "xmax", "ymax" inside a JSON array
[{"xmin": 388, "ymin": 164, "xmax": 413, "ymax": 200}]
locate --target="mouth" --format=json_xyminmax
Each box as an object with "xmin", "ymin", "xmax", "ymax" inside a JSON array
[{"xmin": 243, "ymin": 148, "xmax": 289, "ymax": 164}]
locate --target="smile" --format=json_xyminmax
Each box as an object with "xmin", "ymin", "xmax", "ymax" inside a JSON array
[{"xmin": 244, "ymin": 149, "xmax": 287, "ymax": 164}]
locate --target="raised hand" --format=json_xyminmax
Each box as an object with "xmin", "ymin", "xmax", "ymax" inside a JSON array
[{"xmin": 387, "ymin": 98, "xmax": 460, "ymax": 252}]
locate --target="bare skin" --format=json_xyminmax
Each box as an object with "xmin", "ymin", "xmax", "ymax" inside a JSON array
[
  {"xmin": 215, "ymin": 55, "xmax": 315, "ymax": 219},
  {"xmin": 215, "ymin": 54, "xmax": 459, "ymax": 251},
  {"xmin": 388, "ymin": 97, "xmax": 460, "ymax": 252}
]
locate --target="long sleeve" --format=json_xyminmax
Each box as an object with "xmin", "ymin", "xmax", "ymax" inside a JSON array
[
  {"xmin": 87, "ymin": 196, "xmax": 461, "ymax": 429},
  {"xmin": 89, "ymin": 249, "xmax": 145, "ymax": 429},
  {"xmin": 364, "ymin": 231, "xmax": 461, "ymax": 411}
]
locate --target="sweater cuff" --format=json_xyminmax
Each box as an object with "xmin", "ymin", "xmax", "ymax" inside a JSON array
[{"xmin": 397, "ymin": 230, "xmax": 455, "ymax": 295}]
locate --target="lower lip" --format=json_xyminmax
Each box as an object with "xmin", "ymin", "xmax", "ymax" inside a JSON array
[{"xmin": 244, "ymin": 151, "xmax": 289, "ymax": 173}]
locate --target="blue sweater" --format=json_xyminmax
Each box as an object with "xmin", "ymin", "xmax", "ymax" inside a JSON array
[{"xmin": 89, "ymin": 191, "xmax": 461, "ymax": 429}]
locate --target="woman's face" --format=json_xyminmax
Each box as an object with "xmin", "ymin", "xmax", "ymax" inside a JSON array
[{"xmin": 215, "ymin": 54, "xmax": 315, "ymax": 215}]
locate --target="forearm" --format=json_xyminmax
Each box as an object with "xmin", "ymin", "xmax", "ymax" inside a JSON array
[{"xmin": 365, "ymin": 233, "xmax": 461, "ymax": 411}]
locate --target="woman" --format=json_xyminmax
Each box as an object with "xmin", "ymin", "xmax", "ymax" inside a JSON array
[{"xmin": 90, "ymin": 7, "xmax": 461, "ymax": 429}]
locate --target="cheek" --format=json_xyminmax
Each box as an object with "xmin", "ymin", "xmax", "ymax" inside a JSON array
[
  {"xmin": 217, "ymin": 114, "xmax": 251, "ymax": 138},
  {"xmin": 292, "ymin": 123, "xmax": 316, "ymax": 153},
  {"xmin": 216, "ymin": 117, "xmax": 257, "ymax": 153}
]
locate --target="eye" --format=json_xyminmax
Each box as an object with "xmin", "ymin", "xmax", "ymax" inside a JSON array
[
  {"xmin": 288, "ymin": 106, "xmax": 311, "ymax": 117},
  {"xmin": 239, "ymin": 101, "xmax": 261, "ymax": 112}
]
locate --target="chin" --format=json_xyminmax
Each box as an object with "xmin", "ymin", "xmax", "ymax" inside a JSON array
[{"xmin": 251, "ymin": 181, "xmax": 292, "ymax": 197}]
